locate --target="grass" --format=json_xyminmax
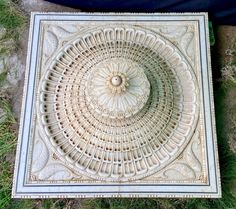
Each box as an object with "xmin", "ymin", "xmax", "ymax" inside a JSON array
[
  {"xmin": 0, "ymin": 0, "xmax": 26, "ymax": 56},
  {"xmin": 0, "ymin": 0, "xmax": 25, "ymax": 29},
  {"xmin": 0, "ymin": 1, "xmax": 30, "ymax": 208},
  {"xmin": 184, "ymin": 84, "xmax": 236, "ymax": 209},
  {"xmin": 0, "ymin": 71, "xmax": 7, "ymax": 86},
  {"xmin": 0, "ymin": 102, "xmax": 75, "ymax": 207},
  {"xmin": 221, "ymin": 40, "xmax": 236, "ymax": 84},
  {"xmin": 0, "ymin": 0, "xmax": 27, "ymax": 105},
  {"xmin": 83, "ymin": 198, "xmax": 186, "ymax": 209},
  {"xmin": 0, "ymin": 101, "xmax": 38, "ymax": 209},
  {"xmin": 0, "ymin": 101, "xmax": 17, "ymax": 208}
]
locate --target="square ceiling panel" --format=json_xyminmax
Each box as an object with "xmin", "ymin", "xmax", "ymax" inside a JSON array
[{"xmin": 12, "ymin": 13, "xmax": 221, "ymax": 198}]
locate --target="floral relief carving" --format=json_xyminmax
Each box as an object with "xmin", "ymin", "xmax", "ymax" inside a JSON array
[
  {"xmin": 30, "ymin": 131, "xmax": 82, "ymax": 181},
  {"xmin": 151, "ymin": 130, "xmax": 205, "ymax": 182},
  {"xmin": 42, "ymin": 24, "xmax": 81, "ymax": 68},
  {"xmin": 150, "ymin": 25, "xmax": 196, "ymax": 67}
]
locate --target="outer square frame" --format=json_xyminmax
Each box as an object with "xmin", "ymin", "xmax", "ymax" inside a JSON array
[{"xmin": 12, "ymin": 12, "xmax": 221, "ymax": 198}]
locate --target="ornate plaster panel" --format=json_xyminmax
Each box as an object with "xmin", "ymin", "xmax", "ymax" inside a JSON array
[{"xmin": 12, "ymin": 13, "xmax": 221, "ymax": 198}]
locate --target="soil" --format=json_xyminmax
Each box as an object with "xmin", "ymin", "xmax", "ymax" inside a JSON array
[
  {"xmin": 21, "ymin": 0, "xmax": 79, "ymax": 13},
  {"xmin": 215, "ymin": 26, "xmax": 236, "ymax": 65}
]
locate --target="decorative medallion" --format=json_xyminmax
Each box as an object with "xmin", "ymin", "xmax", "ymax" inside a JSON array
[{"xmin": 13, "ymin": 13, "xmax": 221, "ymax": 198}]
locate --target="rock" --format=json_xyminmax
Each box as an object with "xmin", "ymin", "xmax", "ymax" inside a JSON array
[
  {"xmin": 6, "ymin": 54, "xmax": 25, "ymax": 86},
  {"xmin": 0, "ymin": 57, "xmax": 6, "ymax": 74},
  {"xmin": 0, "ymin": 107, "xmax": 6, "ymax": 123},
  {"xmin": 11, "ymin": 75, "xmax": 24, "ymax": 119},
  {"xmin": 0, "ymin": 27, "xmax": 6, "ymax": 39},
  {"xmin": 0, "ymin": 87, "xmax": 12, "ymax": 102},
  {"xmin": 21, "ymin": 0, "xmax": 79, "ymax": 14}
]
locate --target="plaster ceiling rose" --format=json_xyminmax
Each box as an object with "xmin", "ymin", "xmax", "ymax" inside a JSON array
[{"xmin": 12, "ymin": 13, "xmax": 221, "ymax": 198}]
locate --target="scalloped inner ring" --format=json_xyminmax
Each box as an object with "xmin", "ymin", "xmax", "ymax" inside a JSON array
[{"xmin": 38, "ymin": 27, "xmax": 199, "ymax": 181}]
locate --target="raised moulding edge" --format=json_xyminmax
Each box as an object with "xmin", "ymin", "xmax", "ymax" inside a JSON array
[{"xmin": 12, "ymin": 12, "xmax": 221, "ymax": 198}]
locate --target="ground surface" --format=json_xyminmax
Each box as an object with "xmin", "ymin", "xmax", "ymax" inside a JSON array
[
  {"xmin": 0, "ymin": 0, "xmax": 236, "ymax": 209},
  {"xmin": 11, "ymin": 0, "xmax": 79, "ymax": 119}
]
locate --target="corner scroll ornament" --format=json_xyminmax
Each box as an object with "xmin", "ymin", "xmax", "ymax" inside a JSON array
[
  {"xmin": 30, "ymin": 131, "xmax": 82, "ymax": 181},
  {"xmin": 151, "ymin": 129, "xmax": 205, "ymax": 182},
  {"xmin": 42, "ymin": 24, "xmax": 83, "ymax": 69},
  {"xmin": 149, "ymin": 25, "xmax": 196, "ymax": 67}
]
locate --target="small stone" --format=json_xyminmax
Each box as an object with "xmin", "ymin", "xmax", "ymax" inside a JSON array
[
  {"xmin": 0, "ymin": 58, "xmax": 6, "ymax": 74},
  {"xmin": 0, "ymin": 107, "xmax": 6, "ymax": 123},
  {"xmin": 6, "ymin": 54, "xmax": 25, "ymax": 86},
  {"xmin": 0, "ymin": 27, "xmax": 6, "ymax": 39}
]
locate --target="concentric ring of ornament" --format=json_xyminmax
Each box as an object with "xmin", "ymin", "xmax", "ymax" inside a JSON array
[{"xmin": 38, "ymin": 25, "xmax": 199, "ymax": 181}]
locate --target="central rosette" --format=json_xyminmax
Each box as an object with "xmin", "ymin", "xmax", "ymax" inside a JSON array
[
  {"xmin": 86, "ymin": 58, "xmax": 150, "ymax": 119},
  {"xmin": 106, "ymin": 72, "xmax": 129, "ymax": 94}
]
